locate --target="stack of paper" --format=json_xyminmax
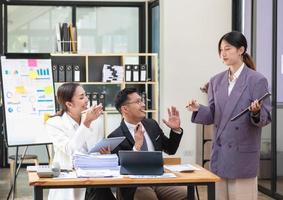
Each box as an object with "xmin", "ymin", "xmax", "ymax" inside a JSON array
[
  {"xmin": 76, "ymin": 168, "xmax": 121, "ymax": 178},
  {"xmin": 73, "ymin": 152, "xmax": 119, "ymax": 169}
]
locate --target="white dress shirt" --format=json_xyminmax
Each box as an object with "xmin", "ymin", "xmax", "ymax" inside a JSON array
[
  {"xmin": 124, "ymin": 120, "xmax": 155, "ymax": 151},
  {"xmin": 228, "ymin": 63, "xmax": 245, "ymax": 96}
]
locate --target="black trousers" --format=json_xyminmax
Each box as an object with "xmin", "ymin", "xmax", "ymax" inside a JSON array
[
  {"xmin": 116, "ymin": 188, "xmax": 136, "ymax": 200},
  {"xmin": 85, "ymin": 187, "xmax": 116, "ymax": 200}
]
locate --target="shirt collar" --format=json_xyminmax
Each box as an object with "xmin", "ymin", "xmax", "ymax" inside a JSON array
[
  {"xmin": 63, "ymin": 112, "xmax": 80, "ymax": 130},
  {"xmin": 229, "ymin": 63, "xmax": 245, "ymax": 81},
  {"xmin": 124, "ymin": 120, "xmax": 138, "ymax": 132}
]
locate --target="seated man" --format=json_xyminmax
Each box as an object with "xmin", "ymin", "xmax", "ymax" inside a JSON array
[{"xmin": 108, "ymin": 88, "xmax": 187, "ymax": 200}]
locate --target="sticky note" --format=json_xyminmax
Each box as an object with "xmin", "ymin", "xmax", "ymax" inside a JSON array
[
  {"xmin": 15, "ymin": 86, "xmax": 26, "ymax": 94},
  {"xmin": 28, "ymin": 59, "xmax": 37, "ymax": 67},
  {"xmin": 43, "ymin": 113, "xmax": 50, "ymax": 122},
  {"xmin": 44, "ymin": 86, "xmax": 53, "ymax": 95},
  {"xmin": 28, "ymin": 70, "xmax": 38, "ymax": 79}
]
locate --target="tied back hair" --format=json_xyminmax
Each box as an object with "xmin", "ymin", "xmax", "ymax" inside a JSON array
[{"xmin": 218, "ymin": 31, "xmax": 256, "ymax": 71}]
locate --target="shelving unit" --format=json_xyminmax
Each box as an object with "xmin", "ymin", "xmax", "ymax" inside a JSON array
[
  {"xmin": 202, "ymin": 124, "xmax": 213, "ymax": 170},
  {"xmin": 51, "ymin": 53, "xmax": 159, "ymax": 136}
]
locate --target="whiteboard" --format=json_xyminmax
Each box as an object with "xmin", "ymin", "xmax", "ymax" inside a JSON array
[{"xmin": 0, "ymin": 56, "xmax": 56, "ymax": 146}]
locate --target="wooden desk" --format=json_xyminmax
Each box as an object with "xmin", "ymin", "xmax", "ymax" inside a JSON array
[{"xmin": 29, "ymin": 165, "xmax": 220, "ymax": 200}]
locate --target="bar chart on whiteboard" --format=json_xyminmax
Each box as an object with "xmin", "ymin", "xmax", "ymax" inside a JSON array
[{"xmin": 0, "ymin": 56, "xmax": 56, "ymax": 146}]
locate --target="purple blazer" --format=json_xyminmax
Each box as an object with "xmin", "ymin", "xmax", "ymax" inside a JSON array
[{"xmin": 192, "ymin": 66, "xmax": 271, "ymax": 178}]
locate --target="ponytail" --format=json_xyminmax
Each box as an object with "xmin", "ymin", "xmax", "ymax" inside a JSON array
[
  {"xmin": 243, "ymin": 53, "xmax": 256, "ymax": 71},
  {"xmin": 49, "ymin": 109, "xmax": 65, "ymax": 118}
]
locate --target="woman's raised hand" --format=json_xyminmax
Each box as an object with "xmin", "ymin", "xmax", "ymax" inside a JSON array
[
  {"xmin": 82, "ymin": 104, "xmax": 103, "ymax": 128},
  {"xmin": 186, "ymin": 100, "xmax": 200, "ymax": 112}
]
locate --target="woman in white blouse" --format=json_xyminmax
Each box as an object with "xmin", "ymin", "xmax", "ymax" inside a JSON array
[{"xmin": 46, "ymin": 82, "xmax": 116, "ymax": 200}]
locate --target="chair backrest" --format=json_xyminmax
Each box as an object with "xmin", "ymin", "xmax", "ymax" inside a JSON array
[{"xmin": 163, "ymin": 156, "xmax": 181, "ymax": 165}]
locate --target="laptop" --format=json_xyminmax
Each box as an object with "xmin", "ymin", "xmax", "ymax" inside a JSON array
[{"xmin": 118, "ymin": 150, "xmax": 164, "ymax": 175}]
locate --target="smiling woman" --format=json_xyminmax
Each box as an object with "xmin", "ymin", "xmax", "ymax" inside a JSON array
[{"xmin": 45, "ymin": 82, "xmax": 115, "ymax": 200}]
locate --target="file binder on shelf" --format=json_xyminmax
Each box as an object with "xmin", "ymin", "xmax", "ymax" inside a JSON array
[
  {"xmin": 58, "ymin": 65, "xmax": 65, "ymax": 82},
  {"xmin": 55, "ymin": 101, "xmax": 60, "ymax": 112},
  {"xmin": 69, "ymin": 25, "xmax": 77, "ymax": 53},
  {"xmin": 86, "ymin": 92, "xmax": 92, "ymax": 108},
  {"xmin": 125, "ymin": 65, "xmax": 132, "ymax": 82},
  {"xmin": 141, "ymin": 92, "xmax": 147, "ymax": 108},
  {"xmin": 99, "ymin": 92, "xmax": 106, "ymax": 110},
  {"xmin": 61, "ymin": 23, "xmax": 70, "ymax": 52},
  {"xmin": 132, "ymin": 65, "xmax": 140, "ymax": 82},
  {"xmin": 140, "ymin": 64, "xmax": 147, "ymax": 81},
  {"xmin": 73, "ymin": 65, "xmax": 81, "ymax": 82},
  {"xmin": 52, "ymin": 64, "xmax": 58, "ymax": 82},
  {"xmin": 55, "ymin": 23, "xmax": 62, "ymax": 52},
  {"xmin": 65, "ymin": 65, "xmax": 73, "ymax": 82},
  {"xmin": 91, "ymin": 92, "xmax": 99, "ymax": 106}
]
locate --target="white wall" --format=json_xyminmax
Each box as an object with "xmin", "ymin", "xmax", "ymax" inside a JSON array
[{"xmin": 159, "ymin": 0, "xmax": 232, "ymax": 163}]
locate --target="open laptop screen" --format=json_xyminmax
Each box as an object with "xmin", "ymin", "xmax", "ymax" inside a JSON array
[{"xmin": 118, "ymin": 151, "xmax": 164, "ymax": 175}]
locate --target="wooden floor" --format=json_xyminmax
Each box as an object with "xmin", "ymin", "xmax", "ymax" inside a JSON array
[{"xmin": 0, "ymin": 168, "xmax": 275, "ymax": 200}]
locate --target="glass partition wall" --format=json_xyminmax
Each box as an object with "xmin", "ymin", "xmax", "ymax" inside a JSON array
[
  {"xmin": 238, "ymin": 0, "xmax": 283, "ymax": 198},
  {"xmin": 4, "ymin": 2, "xmax": 144, "ymax": 54},
  {"xmin": 7, "ymin": 6, "xmax": 72, "ymax": 53},
  {"xmin": 76, "ymin": 7, "xmax": 139, "ymax": 53}
]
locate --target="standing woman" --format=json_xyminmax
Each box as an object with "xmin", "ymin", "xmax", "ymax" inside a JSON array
[
  {"xmin": 46, "ymin": 82, "xmax": 115, "ymax": 200},
  {"xmin": 187, "ymin": 31, "xmax": 271, "ymax": 200}
]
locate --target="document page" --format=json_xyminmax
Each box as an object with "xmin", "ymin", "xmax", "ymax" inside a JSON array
[
  {"xmin": 128, "ymin": 173, "xmax": 176, "ymax": 179},
  {"xmin": 164, "ymin": 164, "xmax": 200, "ymax": 173}
]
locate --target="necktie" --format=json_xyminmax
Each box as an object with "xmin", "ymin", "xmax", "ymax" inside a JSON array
[{"xmin": 140, "ymin": 134, "xmax": 148, "ymax": 151}]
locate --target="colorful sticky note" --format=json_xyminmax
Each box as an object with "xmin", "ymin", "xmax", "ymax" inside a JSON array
[
  {"xmin": 15, "ymin": 86, "xmax": 26, "ymax": 94},
  {"xmin": 43, "ymin": 113, "xmax": 51, "ymax": 123},
  {"xmin": 28, "ymin": 59, "xmax": 37, "ymax": 67},
  {"xmin": 44, "ymin": 86, "xmax": 53, "ymax": 95},
  {"xmin": 28, "ymin": 70, "xmax": 38, "ymax": 79}
]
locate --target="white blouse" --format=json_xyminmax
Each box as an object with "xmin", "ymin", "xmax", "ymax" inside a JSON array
[{"xmin": 46, "ymin": 112, "xmax": 104, "ymax": 200}]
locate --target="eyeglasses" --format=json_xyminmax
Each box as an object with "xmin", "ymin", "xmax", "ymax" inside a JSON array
[{"xmin": 124, "ymin": 98, "xmax": 144, "ymax": 105}]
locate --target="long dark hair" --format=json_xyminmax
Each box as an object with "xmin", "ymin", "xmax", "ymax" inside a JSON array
[
  {"xmin": 218, "ymin": 31, "xmax": 256, "ymax": 71},
  {"xmin": 52, "ymin": 82, "xmax": 80, "ymax": 117}
]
